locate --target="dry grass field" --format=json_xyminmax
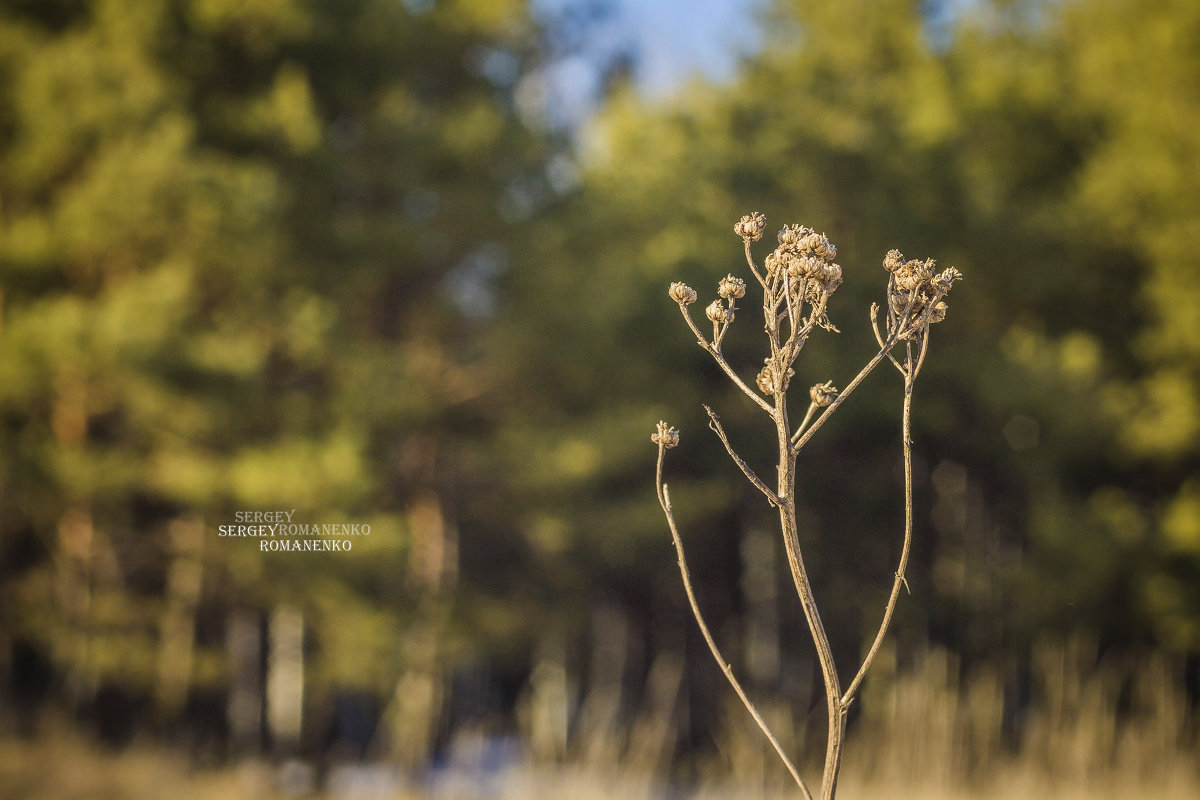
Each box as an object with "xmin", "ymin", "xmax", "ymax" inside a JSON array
[{"xmin": 3, "ymin": 642, "xmax": 1195, "ymax": 800}]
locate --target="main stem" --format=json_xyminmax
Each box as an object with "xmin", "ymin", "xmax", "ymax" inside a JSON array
[
  {"xmin": 656, "ymin": 449, "xmax": 814, "ymax": 800},
  {"xmin": 773, "ymin": 400, "xmax": 845, "ymax": 800}
]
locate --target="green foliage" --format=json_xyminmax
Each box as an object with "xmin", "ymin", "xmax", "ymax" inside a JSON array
[{"xmin": 0, "ymin": 0, "xmax": 547, "ymax": 708}]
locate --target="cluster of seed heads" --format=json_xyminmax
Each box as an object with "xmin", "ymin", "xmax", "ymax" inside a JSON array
[
  {"xmin": 659, "ymin": 211, "xmax": 961, "ymax": 426},
  {"xmin": 764, "ymin": 223, "xmax": 843, "ymax": 332},
  {"xmin": 883, "ymin": 249, "xmax": 962, "ymax": 338}
]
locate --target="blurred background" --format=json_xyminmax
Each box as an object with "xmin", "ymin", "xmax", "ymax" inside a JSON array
[{"xmin": 1, "ymin": 0, "xmax": 1198, "ymax": 797}]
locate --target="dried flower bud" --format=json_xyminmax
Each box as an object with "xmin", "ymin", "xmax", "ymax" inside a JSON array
[
  {"xmin": 809, "ymin": 380, "xmax": 838, "ymax": 407},
  {"xmin": 927, "ymin": 301, "xmax": 948, "ymax": 324},
  {"xmin": 894, "ymin": 258, "xmax": 934, "ymax": 292},
  {"xmin": 734, "ymin": 212, "xmax": 766, "ymax": 241},
  {"xmin": 756, "ymin": 366, "xmax": 774, "ymax": 395},
  {"xmin": 706, "ymin": 300, "xmax": 733, "ymax": 324},
  {"xmin": 764, "ymin": 250, "xmax": 785, "ymax": 277},
  {"xmin": 788, "ymin": 255, "xmax": 824, "ymax": 280},
  {"xmin": 651, "ymin": 420, "xmax": 680, "ymax": 449},
  {"xmin": 718, "ymin": 274, "xmax": 746, "ymax": 300},
  {"xmin": 934, "ymin": 267, "xmax": 962, "ymax": 291},
  {"xmin": 798, "ymin": 231, "xmax": 837, "ymax": 262},
  {"xmin": 756, "ymin": 359, "xmax": 793, "ymax": 395},
  {"xmin": 669, "ymin": 281, "xmax": 698, "ymax": 306},
  {"xmin": 820, "ymin": 262, "xmax": 842, "ymax": 286},
  {"xmin": 883, "ymin": 249, "xmax": 905, "ymax": 272},
  {"xmin": 777, "ymin": 226, "xmax": 798, "ymax": 246}
]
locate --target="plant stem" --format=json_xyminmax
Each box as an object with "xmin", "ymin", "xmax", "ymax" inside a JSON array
[
  {"xmin": 677, "ymin": 304, "xmax": 774, "ymax": 414},
  {"xmin": 841, "ymin": 342, "xmax": 916, "ymax": 707},
  {"xmin": 773, "ymin": 400, "xmax": 845, "ymax": 800},
  {"xmin": 655, "ymin": 446, "xmax": 815, "ymax": 800},
  {"xmin": 705, "ymin": 406, "xmax": 779, "ymax": 504},
  {"xmin": 792, "ymin": 346, "xmax": 889, "ymax": 449}
]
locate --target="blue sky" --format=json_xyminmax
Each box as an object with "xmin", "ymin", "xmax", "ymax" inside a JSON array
[
  {"xmin": 531, "ymin": 0, "xmax": 762, "ymax": 121},
  {"xmin": 588, "ymin": 0, "xmax": 761, "ymax": 95}
]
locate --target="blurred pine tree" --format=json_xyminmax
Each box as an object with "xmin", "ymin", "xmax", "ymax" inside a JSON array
[{"xmin": 0, "ymin": 0, "xmax": 551, "ymax": 755}]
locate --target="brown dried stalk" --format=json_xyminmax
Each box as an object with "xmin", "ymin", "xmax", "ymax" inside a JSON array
[{"xmin": 653, "ymin": 214, "xmax": 961, "ymax": 800}]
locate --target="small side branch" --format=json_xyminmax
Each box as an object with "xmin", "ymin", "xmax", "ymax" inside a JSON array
[
  {"xmin": 655, "ymin": 447, "xmax": 814, "ymax": 800},
  {"xmin": 791, "ymin": 341, "xmax": 893, "ymax": 450},
  {"xmin": 704, "ymin": 405, "xmax": 779, "ymax": 505},
  {"xmin": 841, "ymin": 344, "xmax": 918, "ymax": 708},
  {"xmin": 791, "ymin": 402, "xmax": 819, "ymax": 444},
  {"xmin": 870, "ymin": 303, "xmax": 904, "ymax": 375},
  {"xmin": 744, "ymin": 239, "xmax": 767, "ymax": 288},
  {"xmin": 678, "ymin": 305, "xmax": 774, "ymax": 415}
]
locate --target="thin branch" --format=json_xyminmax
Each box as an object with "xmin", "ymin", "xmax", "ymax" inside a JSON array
[
  {"xmin": 655, "ymin": 448, "xmax": 814, "ymax": 800},
  {"xmin": 870, "ymin": 303, "xmax": 885, "ymax": 348},
  {"xmin": 885, "ymin": 274, "xmax": 898, "ymax": 334},
  {"xmin": 783, "ymin": 283, "xmax": 828, "ymax": 367},
  {"xmin": 804, "ymin": 290, "xmax": 830, "ymax": 335},
  {"xmin": 677, "ymin": 304, "xmax": 774, "ymax": 414},
  {"xmin": 781, "ymin": 276, "xmax": 799, "ymax": 356},
  {"xmin": 841, "ymin": 342, "xmax": 917, "ymax": 708},
  {"xmin": 744, "ymin": 239, "xmax": 767, "ymax": 288},
  {"xmin": 765, "ymin": 284, "xmax": 784, "ymax": 369},
  {"xmin": 705, "ymin": 406, "xmax": 779, "ymax": 505},
  {"xmin": 911, "ymin": 324, "xmax": 933, "ymax": 381},
  {"xmin": 791, "ymin": 342, "xmax": 893, "ymax": 451},
  {"xmin": 789, "ymin": 402, "xmax": 819, "ymax": 445},
  {"xmin": 870, "ymin": 303, "xmax": 905, "ymax": 374}
]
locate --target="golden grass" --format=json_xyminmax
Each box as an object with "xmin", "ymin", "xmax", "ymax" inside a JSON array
[
  {"xmin": 1, "ymin": 639, "xmax": 1194, "ymax": 800},
  {"xmin": 0, "ymin": 727, "xmax": 284, "ymax": 800}
]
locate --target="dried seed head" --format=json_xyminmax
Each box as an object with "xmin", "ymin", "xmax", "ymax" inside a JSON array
[
  {"xmin": 651, "ymin": 420, "xmax": 680, "ymax": 449},
  {"xmin": 935, "ymin": 267, "xmax": 962, "ymax": 291},
  {"xmin": 756, "ymin": 365, "xmax": 774, "ymax": 395},
  {"xmin": 718, "ymin": 274, "xmax": 746, "ymax": 300},
  {"xmin": 883, "ymin": 247, "xmax": 963, "ymax": 338},
  {"xmin": 798, "ymin": 231, "xmax": 837, "ymax": 262},
  {"xmin": 820, "ymin": 262, "xmax": 842, "ymax": 288},
  {"xmin": 778, "ymin": 223, "xmax": 829, "ymax": 252},
  {"xmin": 706, "ymin": 300, "xmax": 733, "ymax": 324},
  {"xmin": 756, "ymin": 359, "xmax": 793, "ymax": 395},
  {"xmin": 788, "ymin": 255, "xmax": 825, "ymax": 280},
  {"xmin": 764, "ymin": 250, "xmax": 785, "ymax": 277},
  {"xmin": 809, "ymin": 380, "xmax": 839, "ymax": 407},
  {"xmin": 734, "ymin": 212, "xmax": 766, "ymax": 241},
  {"xmin": 883, "ymin": 249, "xmax": 905, "ymax": 272},
  {"xmin": 894, "ymin": 258, "xmax": 935, "ymax": 292},
  {"xmin": 669, "ymin": 281, "xmax": 698, "ymax": 306}
]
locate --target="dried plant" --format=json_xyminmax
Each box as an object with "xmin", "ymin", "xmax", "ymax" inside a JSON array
[{"xmin": 653, "ymin": 213, "xmax": 962, "ymax": 800}]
